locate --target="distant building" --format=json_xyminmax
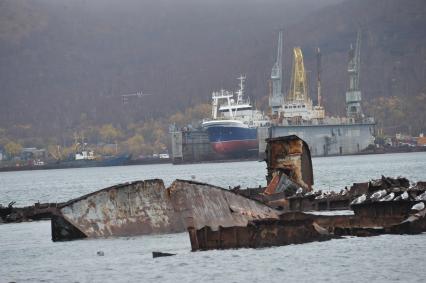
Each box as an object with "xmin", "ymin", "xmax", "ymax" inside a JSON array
[
  {"xmin": 21, "ymin": 148, "xmax": 47, "ymax": 161},
  {"xmin": 417, "ymin": 133, "xmax": 426, "ymax": 147}
]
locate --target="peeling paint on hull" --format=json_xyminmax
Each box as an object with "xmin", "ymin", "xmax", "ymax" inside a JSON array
[
  {"xmin": 52, "ymin": 180, "xmax": 186, "ymax": 241},
  {"xmin": 51, "ymin": 179, "xmax": 280, "ymax": 241}
]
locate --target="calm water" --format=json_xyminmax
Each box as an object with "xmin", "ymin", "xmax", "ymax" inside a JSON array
[{"xmin": 1, "ymin": 152, "xmax": 425, "ymax": 282}]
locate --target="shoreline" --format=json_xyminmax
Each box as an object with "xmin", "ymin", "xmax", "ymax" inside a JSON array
[{"xmin": 0, "ymin": 147, "xmax": 425, "ymax": 172}]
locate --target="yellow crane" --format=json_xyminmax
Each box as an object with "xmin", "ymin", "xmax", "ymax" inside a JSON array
[{"xmin": 288, "ymin": 47, "xmax": 308, "ymax": 102}]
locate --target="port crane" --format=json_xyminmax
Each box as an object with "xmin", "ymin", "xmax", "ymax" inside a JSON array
[
  {"xmin": 121, "ymin": 91, "xmax": 152, "ymax": 105},
  {"xmin": 345, "ymin": 29, "xmax": 363, "ymax": 118},
  {"xmin": 269, "ymin": 30, "xmax": 283, "ymax": 114}
]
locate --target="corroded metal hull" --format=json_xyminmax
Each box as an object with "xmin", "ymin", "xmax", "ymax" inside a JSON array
[
  {"xmin": 51, "ymin": 180, "xmax": 186, "ymax": 241},
  {"xmin": 51, "ymin": 179, "xmax": 279, "ymax": 241}
]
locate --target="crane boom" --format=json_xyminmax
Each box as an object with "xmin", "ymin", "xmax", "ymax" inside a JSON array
[
  {"xmin": 345, "ymin": 29, "xmax": 363, "ymax": 118},
  {"xmin": 288, "ymin": 47, "xmax": 308, "ymax": 102},
  {"xmin": 121, "ymin": 91, "xmax": 152, "ymax": 105},
  {"xmin": 269, "ymin": 30, "xmax": 283, "ymax": 114}
]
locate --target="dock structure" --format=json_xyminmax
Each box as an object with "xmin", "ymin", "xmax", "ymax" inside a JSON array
[
  {"xmin": 170, "ymin": 129, "xmax": 218, "ymax": 164},
  {"xmin": 170, "ymin": 30, "xmax": 375, "ymax": 162},
  {"xmin": 170, "ymin": 121, "xmax": 375, "ymax": 163},
  {"xmin": 170, "ymin": 128, "xmax": 259, "ymax": 164},
  {"xmin": 264, "ymin": 120, "xmax": 375, "ymax": 157}
]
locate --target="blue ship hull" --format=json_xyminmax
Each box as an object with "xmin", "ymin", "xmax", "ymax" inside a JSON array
[{"xmin": 203, "ymin": 122, "xmax": 258, "ymax": 155}]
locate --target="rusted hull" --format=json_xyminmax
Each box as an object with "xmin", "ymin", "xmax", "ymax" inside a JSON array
[
  {"xmin": 188, "ymin": 206, "xmax": 426, "ymax": 251},
  {"xmin": 51, "ymin": 179, "xmax": 280, "ymax": 241},
  {"xmin": 52, "ymin": 180, "xmax": 186, "ymax": 241},
  {"xmin": 265, "ymin": 135, "xmax": 313, "ymax": 191},
  {"xmin": 189, "ymin": 214, "xmax": 334, "ymax": 251},
  {"xmin": 0, "ymin": 202, "xmax": 62, "ymax": 223},
  {"xmin": 169, "ymin": 180, "xmax": 279, "ymax": 231}
]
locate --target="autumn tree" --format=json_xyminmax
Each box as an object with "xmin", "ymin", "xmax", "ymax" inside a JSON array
[
  {"xmin": 4, "ymin": 141, "xmax": 22, "ymax": 158},
  {"xmin": 124, "ymin": 134, "xmax": 145, "ymax": 156},
  {"xmin": 99, "ymin": 124, "xmax": 122, "ymax": 143}
]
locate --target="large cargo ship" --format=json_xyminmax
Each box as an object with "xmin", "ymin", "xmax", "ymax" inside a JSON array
[
  {"xmin": 202, "ymin": 120, "xmax": 257, "ymax": 155},
  {"xmin": 201, "ymin": 76, "xmax": 268, "ymax": 156}
]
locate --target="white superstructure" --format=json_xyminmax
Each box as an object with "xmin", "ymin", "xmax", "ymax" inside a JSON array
[{"xmin": 208, "ymin": 75, "xmax": 269, "ymax": 127}]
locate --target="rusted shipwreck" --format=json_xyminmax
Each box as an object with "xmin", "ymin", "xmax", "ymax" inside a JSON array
[
  {"xmin": 189, "ymin": 136, "xmax": 426, "ymax": 250},
  {"xmin": 48, "ymin": 135, "xmax": 426, "ymax": 252},
  {"xmin": 51, "ymin": 178, "xmax": 336, "ymax": 248},
  {"xmin": 51, "ymin": 179, "xmax": 281, "ymax": 241}
]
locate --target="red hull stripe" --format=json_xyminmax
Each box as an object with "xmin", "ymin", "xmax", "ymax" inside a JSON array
[{"xmin": 211, "ymin": 140, "xmax": 258, "ymax": 154}]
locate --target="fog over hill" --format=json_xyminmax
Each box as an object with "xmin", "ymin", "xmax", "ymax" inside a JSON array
[{"xmin": 0, "ymin": 0, "xmax": 425, "ymax": 137}]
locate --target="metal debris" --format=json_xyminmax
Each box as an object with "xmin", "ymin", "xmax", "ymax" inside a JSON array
[
  {"xmin": 152, "ymin": 252, "xmax": 176, "ymax": 258},
  {"xmin": 265, "ymin": 135, "xmax": 313, "ymax": 192},
  {"xmin": 188, "ymin": 213, "xmax": 335, "ymax": 251},
  {"xmin": 46, "ymin": 134, "xmax": 426, "ymax": 250},
  {"xmin": 0, "ymin": 201, "xmax": 61, "ymax": 223},
  {"xmin": 169, "ymin": 179, "xmax": 279, "ymax": 231}
]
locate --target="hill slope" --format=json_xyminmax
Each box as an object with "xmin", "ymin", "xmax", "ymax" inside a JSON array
[{"xmin": 0, "ymin": 0, "xmax": 424, "ymax": 137}]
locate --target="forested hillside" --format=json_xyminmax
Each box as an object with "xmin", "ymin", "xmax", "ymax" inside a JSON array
[{"xmin": 0, "ymin": 0, "xmax": 425, "ymax": 153}]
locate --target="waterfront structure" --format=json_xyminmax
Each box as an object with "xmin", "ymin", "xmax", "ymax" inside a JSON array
[
  {"xmin": 265, "ymin": 30, "xmax": 374, "ymax": 157},
  {"xmin": 171, "ymin": 30, "xmax": 375, "ymax": 163}
]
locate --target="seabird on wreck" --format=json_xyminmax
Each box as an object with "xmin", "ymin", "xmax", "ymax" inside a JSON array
[
  {"xmin": 411, "ymin": 202, "xmax": 425, "ymax": 211},
  {"xmin": 380, "ymin": 192, "xmax": 395, "ymax": 202},
  {"xmin": 315, "ymin": 193, "xmax": 325, "ymax": 200},
  {"xmin": 351, "ymin": 194, "xmax": 367, "ymax": 205},
  {"xmin": 415, "ymin": 192, "xmax": 426, "ymax": 201},
  {"xmin": 370, "ymin": 189, "xmax": 387, "ymax": 201}
]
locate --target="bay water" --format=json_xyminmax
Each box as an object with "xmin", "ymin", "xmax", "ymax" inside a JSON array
[{"xmin": 1, "ymin": 152, "xmax": 425, "ymax": 282}]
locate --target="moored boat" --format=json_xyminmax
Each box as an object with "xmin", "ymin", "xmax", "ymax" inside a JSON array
[
  {"xmin": 202, "ymin": 76, "xmax": 268, "ymax": 156},
  {"xmin": 202, "ymin": 120, "xmax": 257, "ymax": 155}
]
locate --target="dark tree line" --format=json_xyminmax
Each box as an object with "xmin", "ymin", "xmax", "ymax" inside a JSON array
[{"xmin": 0, "ymin": 0, "xmax": 425, "ymax": 147}]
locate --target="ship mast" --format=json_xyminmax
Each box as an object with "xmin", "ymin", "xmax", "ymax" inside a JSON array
[
  {"xmin": 346, "ymin": 29, "xmax": 363, "ymax": 119},
  {"xmin": 316, "ymin": 47, "xmax": 322, "ymax": 107},
  {"xmin": 236, "ymin": 75, "xmax": 246, "ymax": 105},
  {"xmin": 269, "ymin": 30, "xmax": 283, "ymax": 114}
]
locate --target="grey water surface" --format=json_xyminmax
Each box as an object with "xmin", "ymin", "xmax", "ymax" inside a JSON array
[{"xmin": 0, "ymin": 152, "xmax": 425, "ymax": 282}]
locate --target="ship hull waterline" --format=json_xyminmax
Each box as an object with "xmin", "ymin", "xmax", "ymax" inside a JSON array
[{"xmin": 204, "ymin": 123, "xmax": 258, "ymax": 155}]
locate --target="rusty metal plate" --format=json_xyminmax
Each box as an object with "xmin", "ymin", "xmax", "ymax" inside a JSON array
[
  {"xmin": 266, "ymin": 135, "xmax": 313, "ymax": 191},
  {"xmin": 168, "ymin": 180, "xmax": 280, "ymax": 231},
  {"xmin": 55, "ymin": 179, "xmax": 186, "ymax": 239}
]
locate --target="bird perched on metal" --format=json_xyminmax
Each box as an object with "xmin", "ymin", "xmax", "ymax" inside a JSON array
[
  {"xmin": 380, "ymin": 192, "xmax": 395, "ymax": 202},
  {"xmin": 351, "ymin": 194, "xmax": 366, "ymax": 205},
  {"xmin": 370, "ymin": 189, "xmax": 387, "ymax": 201},
  {"xmin": 415, "ymin": 192, "xmax": 426, "ymax": 201},
  {"xmin": 411, "ymin": 202, "xmax": 425, "ymax": 211}
]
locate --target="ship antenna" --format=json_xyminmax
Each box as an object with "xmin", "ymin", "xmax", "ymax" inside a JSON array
[
  {"xmin": 237, "ymin": 75, "xmax": 246, "ymax": 104},
  {"xmin": 316, "ymin": 47, "xmax": 322, "ymax": 107}
]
